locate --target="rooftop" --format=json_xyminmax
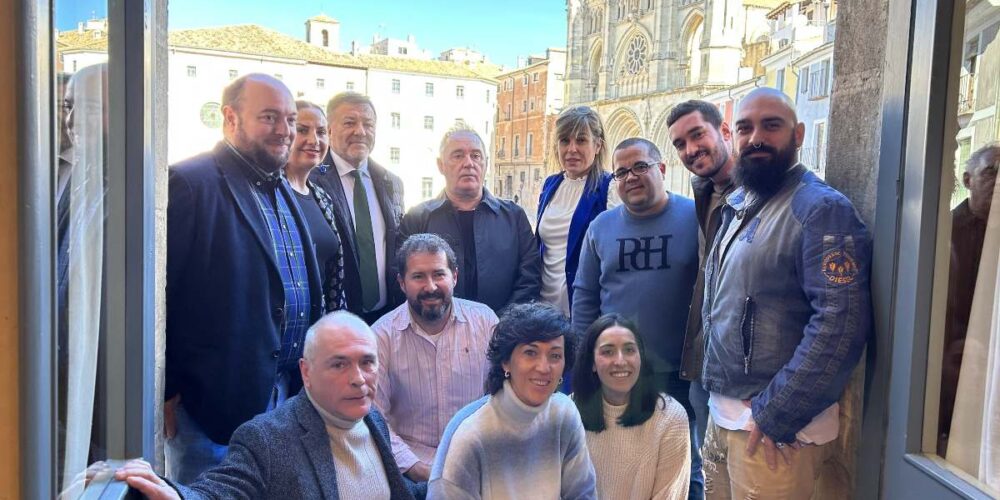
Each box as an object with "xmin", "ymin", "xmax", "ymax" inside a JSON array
[{"xmin": 59, "ymin": 23, "xmax": 500, "ymax": 81}]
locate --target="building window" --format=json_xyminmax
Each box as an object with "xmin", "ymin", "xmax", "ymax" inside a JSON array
[
  {"xmin": 391, "ymin": 113, "xmax": 401, "ymax": 129},
  {"xmin": 506, "ymin": 104, "xmax": 512, "ymax": 120},
  {"xmin": 486, "ymin": 89, "xmax": 491, "ymax": 102},
  {"xmin": 390, "ymin": 147, "xmax": 401, "ymax": 164},
  {"xmin": 808, "ymin": 60, "xmax": 831, "ymax": 99},
  {"xmin": 514, "ymin": 135, "xmax": 520, "ymax": 158},
  {"xmin": 274, "ymin": 73, "xmax": 283, "ymax": 80},
  {"xmin": 523, "ymin": 74, "xmax": 529, "ymax": 85},
  {"xmin": 775, "ymin": 68, "xmax": 785, "ymax": 92},
  {"xmin": 316, "ymin": 78, "xmax": 325, "ymax": 89},
  {"xmin": 624, "ymin": 35, "xmax": 649, "ymax": 75},
  {"xmin": 425, "ymin": 82, "xmax": 435, "ymax": 97},
  {"xmin": 533, "ymin": 72, "xmax": 539, "ymax": 82},
  {"xmin": 424, "ymin": 116, "xmax": 434, "ymax": 130},
  {"xmin": 398, "ymin": 47, "xmax": 408, "ymax": 55},
  {"xmin": 228, "ymin": 69, "xmax": 238, "ymax": 80},
  {"xmin": 534, "ymin": 168, "xmax": 541, "ymax": 181},
  {"xmin": 322, "ymin": 29, "xmax": 329, "ymax": 47},
  {"xmin": 454, "ymin": 118, "xmax": 466, "ymax": 128},
  {"xmin": 186, "ymin": 65, "xmax": 197, "ymax": 77},
  {"xmin": 555, "ymin": 73, "xmax": 564, "ymax": 80},
  {"xmin": 527, "ymin": 133, "xmax": 533, "ymax": 155},
  {"xmin": 529, "ymin": 99, "xmax": 535, "ymax": 111},
  {"xmin": 499, "ymin": 137, "xmax": 506, "ymax": 158},
  {"xmin": 392, "ymin": 79, "xmax": 401, "ymax": 94},
  {"xmin": 456, "ymin": 85, "xmax": 465, "ymax": 98},
  {"xmin": 522, "ymin": 100, "xmax": 528, "ymax": 112},
  {"xmin": 346, "ymin": 81, "xmax": 355, "ymax": 91},
  {"xmin": 421, "ymin": 177, "xmax": 434, "ymax": 199},
  {"xmin": 520, "ymin": 171, "xmax": 526, "ymax": 183}
]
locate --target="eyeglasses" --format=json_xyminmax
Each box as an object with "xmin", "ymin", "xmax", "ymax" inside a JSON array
[{"xmin": 613, "ymin": 161, "xmax": 655, "ymax": 180}]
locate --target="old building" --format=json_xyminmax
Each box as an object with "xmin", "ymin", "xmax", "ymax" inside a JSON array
[
  {"xmin": 493, "ymin": 48, "xmax": 567, "ymax": 216},
  {"xmin": 58, "ymin": 14, "xmax": 500, "ymax": 209},
  {"xmin": 564, "ymin": 0, "xmax": 782, "ymax": 195}
]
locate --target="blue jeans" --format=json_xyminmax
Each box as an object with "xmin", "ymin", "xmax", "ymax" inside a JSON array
[
  {"xmin": 662, "ymin": 372, "xmax": 705, "ymax": 500},
  {"xmin": 164, "ymin": 404, "xmax": 228, "ymax": 485}
]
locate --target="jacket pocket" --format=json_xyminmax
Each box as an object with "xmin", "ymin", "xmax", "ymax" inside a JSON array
[{"xmin": 741, "ymin": 296, "xmax": 755, "ymax": 375}]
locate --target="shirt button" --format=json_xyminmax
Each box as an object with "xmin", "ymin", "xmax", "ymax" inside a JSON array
[
  {"xmin": 299, "ymin": 312, "xmax": 305, "ymax": 318},
  {"xmin": 293, "ymin": 342, "xmax": 298, "ymax": 348},
  {"xmin": 290, "ymin": 252, "xmax": 296, "ymax": 257}
]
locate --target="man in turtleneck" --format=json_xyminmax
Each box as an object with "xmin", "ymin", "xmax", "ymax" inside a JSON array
[{"xmin": 114, "ymin": 312, "xmax": 419, "ymax": 500}]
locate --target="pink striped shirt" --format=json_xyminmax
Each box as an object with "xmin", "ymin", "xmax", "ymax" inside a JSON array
[{"xmin": 372, "ymin": 298, "xmax": 498, "ymax": 470}]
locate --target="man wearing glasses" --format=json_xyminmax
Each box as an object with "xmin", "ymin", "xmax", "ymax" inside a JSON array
[{"xmin": 572, "ymin": 137, "xmax": 702, "ymax": 497}]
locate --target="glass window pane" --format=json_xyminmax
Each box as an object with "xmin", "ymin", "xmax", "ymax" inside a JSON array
[
  {"xmin": 54, "ymin": 1, "xmax": 110, "ymax": 497},
  {"xmin": 930, "ymin": 1, "xmax": 1000, "ymax": 494}
]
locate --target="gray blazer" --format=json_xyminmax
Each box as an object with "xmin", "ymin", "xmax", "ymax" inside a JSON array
[{"xmin": 174, "ymin": 391, "xmax": 418, "ymax": 500}]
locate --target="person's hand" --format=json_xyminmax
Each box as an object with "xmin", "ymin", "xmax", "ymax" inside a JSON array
[
  {"xmin": 405, "ymin": 461, "xmax": 431, "ymax": 482},
  {"xmin": 114, "ymin": 459, "xmax": 181, "ymax": 500},
  {"xmin": 164, "ymin": 394, "xmax": 180, "ymax": 439},
  {"xmin": 745, "ymin": 420, "xmax": 796, "ymax": 471}
]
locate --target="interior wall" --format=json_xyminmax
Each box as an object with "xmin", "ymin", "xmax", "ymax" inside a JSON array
[{"xmin": 0, "ymin": 0, "xmax": 20, "ymax": 494}]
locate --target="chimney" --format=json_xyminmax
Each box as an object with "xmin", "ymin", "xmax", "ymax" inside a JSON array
[
  {"xmin": 78, "ymin": 21, "xmax": 85, "ymax": 33},
  {"xmin": 351, "ymin": 40, "xmax": 358, "ymax": 56}
]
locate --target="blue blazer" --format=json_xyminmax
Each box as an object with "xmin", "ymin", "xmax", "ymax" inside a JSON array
[
  {"xmin": 536, "ymin": 172, "xmax": 613, "ymax": 307},
  {"xmin": 166, "ymin": 142, "xmax": 324, "ymax": 445},
  {"xmin": 174, "ymin": 392, "xmax": 418, "ymax": 500}
]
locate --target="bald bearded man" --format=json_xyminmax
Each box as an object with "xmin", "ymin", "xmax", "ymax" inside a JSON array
[{"xmin": 699, "ymin": 87, "xmax": 873, "ymax": 499}]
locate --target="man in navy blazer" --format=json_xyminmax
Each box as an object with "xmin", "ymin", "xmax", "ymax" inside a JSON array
[
  {"xmin": 310, "ymin": 92, "xmax": 404, "ymax": 324},
  {"xmin": 116, "ymin": 312, "xmax": 420, "ymax": 499},
  {"xmin": 164, "ymin": 74, "xmax": 324, "ymax": 484}
]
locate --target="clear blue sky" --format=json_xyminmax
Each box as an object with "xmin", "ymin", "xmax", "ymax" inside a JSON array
[{"xmin": 56, "ymin": 0, "xmax": 568, "ymax": 69}]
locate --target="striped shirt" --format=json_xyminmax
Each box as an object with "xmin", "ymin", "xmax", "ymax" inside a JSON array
[{"xmin": 372, "ymin": 298, "xmax": 498, "ymax": 470}]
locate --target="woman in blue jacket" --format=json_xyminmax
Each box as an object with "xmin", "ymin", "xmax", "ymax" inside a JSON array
[{"xmin": 537, "ymin": 106, "xmax": 616, "ymax": 317}]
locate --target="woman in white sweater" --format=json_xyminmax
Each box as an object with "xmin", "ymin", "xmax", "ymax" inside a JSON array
[
  {"xmin": 428, "ymin": 303, "xmax": 597, "ymax": 500},
  {"xmin": 573, "ymin": 314, "xmax": 691, "ymax": 500}
]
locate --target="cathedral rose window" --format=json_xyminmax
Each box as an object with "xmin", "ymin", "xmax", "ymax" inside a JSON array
[{"xmin": 624, "ymin": 35, "xmax": 648, "ymax": 75}]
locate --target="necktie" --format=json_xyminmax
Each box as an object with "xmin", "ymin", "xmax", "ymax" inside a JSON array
[{"xmin": 351, "ymin": 169, "xmax": 380, "ymax": 311}]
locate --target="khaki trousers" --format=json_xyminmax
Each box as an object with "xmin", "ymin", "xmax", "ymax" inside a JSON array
[{"xmin": 702, "ymin": 416, "xmax": 832, "ymax": 500}]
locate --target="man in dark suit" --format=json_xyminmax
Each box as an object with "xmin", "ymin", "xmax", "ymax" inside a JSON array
[
  {"xmin": 115, "ymin": 312, "xmax": 419, "ymax": 500},
  {"xmin": 164, "ymin": 73, "xmax": 324, "ymax": 484},
  {"xmin": 310, "ymin": 92, "xmax": 404, "ymax": 324}
]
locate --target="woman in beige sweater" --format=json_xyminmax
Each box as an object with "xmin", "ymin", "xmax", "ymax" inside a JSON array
[{"xmin": 573, "ymin": 314, "xmax": 691, "ymax": 500}]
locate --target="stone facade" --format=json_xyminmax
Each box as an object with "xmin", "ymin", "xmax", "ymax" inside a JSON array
[
  {"xmin": 494, "ymin": 49, "xmax": 566, "ymax": 217},
  {"xmin": 564, "ymin": 0, "xmax": 783, "ymax": 196}
]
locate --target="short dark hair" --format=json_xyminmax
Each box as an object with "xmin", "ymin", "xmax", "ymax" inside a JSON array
[
  {"xmin": 326, "ymin": 91, "xmax": 377, "ymax": 121},
  {"xmin": 614, "ymin": 137, "xmax": 662, "ymax": 162},
  {"xmin": 395, "ymin": 233, "xmax": 458, "ymax": 276},
  {"xmin": 572, "ymin": 313, "xmax": 663, "ymax": 432},
  {"xmin": 665, "ymin": 100, "xmax": 723, "ymax": 130},
  {"xmin": 485, "ymin": 303, "xmax": 576, "ymax": 395}
]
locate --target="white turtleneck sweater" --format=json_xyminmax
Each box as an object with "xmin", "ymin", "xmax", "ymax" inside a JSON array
[
  {"xmin": 306, "ymin": 390, "xmax": 391, "ymax": 500},
  {"xmin": 428, "ymin": 381, "xmax": 597, "ymax": 499},
  {"xmin": 584, "ymin": 395, "xmax": 690, "ymax": 500}
]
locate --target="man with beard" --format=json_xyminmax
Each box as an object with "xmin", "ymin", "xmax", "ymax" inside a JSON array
[
  {"xmin": 165, "ymin": 73, "xmax": 323, "ymax": 483},
  {"xmin": 310, "ymin": 92, "xmax": 405, "ymax": 324},
  {"xmin": 573, "ymin": 137, "xmax": 702, "ymax": 497},
  {"xmin": 667, "ymin": 99, "xmax": 737, "ymax": 499},
  {"xmin": 371, "ymin": 233, "xmax": 498, "ymax": 483},
  {"xmin": 700, "ymin": 87, "xmax": 872, "ymax": 498}
]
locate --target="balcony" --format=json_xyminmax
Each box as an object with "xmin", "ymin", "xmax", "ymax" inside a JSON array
[{"xmin": 958, "ymin": 72, "xmax": 977, "ymax": 115}]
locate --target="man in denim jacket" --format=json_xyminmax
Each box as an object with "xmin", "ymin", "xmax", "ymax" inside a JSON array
[{"xmin": 700, "ymin": 87, "xmax": 872, "ymax": 499}]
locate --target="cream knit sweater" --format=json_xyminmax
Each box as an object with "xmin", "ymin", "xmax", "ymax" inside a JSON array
[{"xmin": 585, "ymin": 395, "xmax": 691, "ymax": 500}]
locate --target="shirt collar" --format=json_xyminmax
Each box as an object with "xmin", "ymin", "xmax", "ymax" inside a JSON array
[
  {"xmin": 331, "ymin": 150, "xmax": 370, "ymax": 179},
  {"xmin": 425, "ymin": 187, "xmax": 501, "ymax": 215},
  {"xmin": 223, "ymin": 139, "xmax": 283, "ymax": 189}
]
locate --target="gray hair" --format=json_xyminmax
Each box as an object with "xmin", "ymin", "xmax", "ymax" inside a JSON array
[
  {"xmin": 438, "ymin": 124, "xmax": 485, "ymax": 158},
  {"xmin": 614, "ymin": 137, "xmax": 662, "ymax": 162},
  {"xmin": 326, "ymin": 91, "xmax": 377, "ymax": 121},
  {"xmin": 302, "ymin": 311, "xmax": 375, "ymax": 362},
  {"xmin": 967, "ymin": 143, "xmax": 1000, "ymax": 174}
]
